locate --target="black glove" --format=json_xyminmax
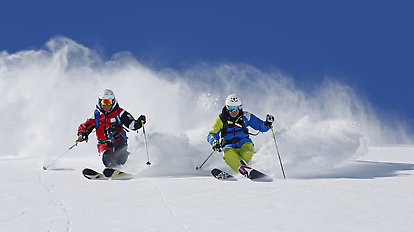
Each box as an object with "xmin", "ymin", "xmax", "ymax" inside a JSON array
[
  {"xmin": 77, "ymin": 131, "xmax": 89, "ymax": 142},
  {"xmin": 212, "ymin": 140, "xmax": 222, "ymax": 152},
  {"xmin": 138, "ymin": 115, "xmax": 146, "ymax": 124},
  {"xmin": 134, "ymin": 115, "xmax": 146, "ymax": 130},
  {"xmin": 134, "ymin": 120, "xmax": 142, "ymax": 130},
  {"xmin": 264, "ymin": 114, "xmax": 275, "ymax": 128}
]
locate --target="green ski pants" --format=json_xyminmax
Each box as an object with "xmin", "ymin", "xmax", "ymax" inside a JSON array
[{"xmin": 222, "ymin": 142, "xmax": 255, "ymax": 172}]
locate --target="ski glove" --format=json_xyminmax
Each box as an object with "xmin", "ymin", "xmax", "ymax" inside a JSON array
[
  {"xmin": 77, "ymin": 131, "xmax": 89, "ymax": 142},
  {"xmin": 133, "ymin": 115, "xmax": 147, "ymax": 130},
  {"xmin": 212, "ymin": 140, "xmax": 222, "ymax": 152},
  {"xmin": 138, "ymin": 115, "xmax": 146, "ymax": 124},
  {"xmin": 264, "ymin": 114, "xmax": 275, "ymax": 128}
]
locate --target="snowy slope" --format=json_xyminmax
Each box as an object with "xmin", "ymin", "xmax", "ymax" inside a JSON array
[
  {"xmin": 1, "ymin": 146, "xmax": 414, "ymax": 232},
  {"xmin": 1, "ymin": 37, "xmax": 414, "ymax": 231}
]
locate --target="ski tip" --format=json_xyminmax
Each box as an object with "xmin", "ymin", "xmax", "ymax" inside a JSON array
[
  {"xmin": 211, "ymin": 168, "xmax": 237, "ymax": 181},
  {"xmin": 82, "ymin": 168, "xmax": 108, "ymax": 180},
  {"xmin": 238, "ymin": 165, "xmax": 273, "ymax": 182}
]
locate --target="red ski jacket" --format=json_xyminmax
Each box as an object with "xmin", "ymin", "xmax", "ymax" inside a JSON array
[{"xmin": 78, "ymin": 104, "xmax": 138, "ymax": 154}]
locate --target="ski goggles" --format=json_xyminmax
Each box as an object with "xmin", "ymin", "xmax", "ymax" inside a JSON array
[
  {"xmin": 227, "ymin": 105, "xmax": 241, "ymax": 112},
  {"xmin": 101, "ymin": 99, "xmax": 113, "ymax": 106}
]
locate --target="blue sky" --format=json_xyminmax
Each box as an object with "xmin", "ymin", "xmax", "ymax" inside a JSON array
[{"xmin": 1, "ymin": 0, "xmax": 413, "ymax": 127}]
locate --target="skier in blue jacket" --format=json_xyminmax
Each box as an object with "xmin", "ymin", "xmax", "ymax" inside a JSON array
[{"xmin": 207, "ymin": 94, "xmax": 274, "ymax": 172}]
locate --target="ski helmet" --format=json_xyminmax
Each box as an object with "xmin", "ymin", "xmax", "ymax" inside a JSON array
[
  {"xmin": 225, "ymin": 94, "xmax": 242, "ymax": 107},
  {"xmin": 98, "ymin": 88, "xmax": 117, "ymax": 111},
  {"xmin": 99, "ymin": 88, "xmax": 115, "ymax": 100}
]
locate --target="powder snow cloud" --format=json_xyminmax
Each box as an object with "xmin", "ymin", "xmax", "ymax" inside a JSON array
[{"xmin": 0, "ymin": 37, "xmax": 411, "ymax": 177}]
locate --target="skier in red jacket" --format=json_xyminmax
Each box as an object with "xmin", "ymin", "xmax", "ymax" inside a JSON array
[{"xmin": 77, "ymin": 89, "xmax": 146, "ymax": 168}]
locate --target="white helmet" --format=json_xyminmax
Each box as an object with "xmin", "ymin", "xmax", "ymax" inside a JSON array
[
  {"xmin": 98, "ymin": 88, "xmax": 117, "ymax": 111},
  {"xmin": 99, "ymin": 88, "xmax": 115, "ymax": 100},
  {"xmin": 225, "ymin": 94, "xmax": 242, "ymax": 107}
]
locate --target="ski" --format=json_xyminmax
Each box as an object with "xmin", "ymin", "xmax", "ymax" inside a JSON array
[
  {"xmin": 82, "ymin": 168, "xmax": 107, "ymax": 180},
  {"xmin": 238, "ymin": 165, "xmax": 273, "ymax": 182},
  {"xmin": 211, "ymin": 168, "xmax": 237, "ymax": 181},
  {"xmin": 82, "ymin": 168, "xmax": 132, "ymax": 180},
  {"xmin": 103, "ymin": 168, "xmax": 133, "ymax": 180}
]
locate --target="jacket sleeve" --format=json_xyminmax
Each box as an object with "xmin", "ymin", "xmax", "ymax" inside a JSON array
[
  {"xmin": 78, "ymin": 114, "xmax": 95, "ymax": 136},
  {"xmin": 245, "ymin": 112, "xmax": 271, "ymax": 132},
  {"xmin": 207, "ymin": 116, "xmax": 223, "ymax": 145},
  {"xmin": 119, "ymin": 110, "xmax": 137, "ymax": 130}
]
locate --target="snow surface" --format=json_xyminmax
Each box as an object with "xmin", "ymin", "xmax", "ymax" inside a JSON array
[
  {"xmin": 1, "ymin": 37, "xmax": 414, "ymax": 231},
  {"xmin": 1, "ymin": 146, "xmax": 414, "ymax": 232}
]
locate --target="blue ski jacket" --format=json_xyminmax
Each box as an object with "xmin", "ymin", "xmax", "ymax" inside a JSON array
[{"xmin": 207, "ymin": 108, "xmax": 270, "ymax": 149}]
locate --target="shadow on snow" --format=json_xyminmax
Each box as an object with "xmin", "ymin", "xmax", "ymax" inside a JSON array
[{"xmin": 296, "ymin": 160, "xmax": 414, "ymax": 179}]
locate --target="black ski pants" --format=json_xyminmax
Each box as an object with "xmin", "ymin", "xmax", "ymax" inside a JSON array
[{"xmin": 102, "ymin": 139, "xmax": 130, "ymax": 168}]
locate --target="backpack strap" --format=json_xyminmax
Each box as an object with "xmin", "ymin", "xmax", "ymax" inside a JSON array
[
  {"xmin": 219, "ymin": 113, "xmax": 228, "ymax": 137},
  {"xmin": 115, "ymin": 114, "xmax": 128, "ymax": 138},
  {"xmin": 219, "ymin": 113, "xmax": 248, "ymax": 138},
  {"xmin": 115, "ymin": 114, "xmax": 122, "ymax": 125},
  {"xmin": 94, "ymin": 109, "xmax": 100, "ymax": 129}
]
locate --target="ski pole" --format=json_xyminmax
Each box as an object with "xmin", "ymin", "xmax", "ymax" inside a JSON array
[
  {"xmin": 43, "ymin": 141, "xmax": 80, "ymax": 170},
  {"xmin": 141, "ymin": 123, "xmax": 151, "ymax": 166},
  {"xmin": 195, "ymin": 151, "xmax": 215, "ymax": 170},
  {"xmin": 271, "ymin": 126, "xmax": 286, "ymax": 179}
]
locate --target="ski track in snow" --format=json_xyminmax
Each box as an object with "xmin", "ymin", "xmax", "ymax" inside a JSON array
[
  {"xmin": 38, "ymin": 170, "xmax": 72, "ymax": 232},
  {"xmin": 0, "ymin": 211, "xmax": 26, "ymax": 225},
  {"xmin": 152, "ymin": 180, "xmax": 190, "ymax": 232}
]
